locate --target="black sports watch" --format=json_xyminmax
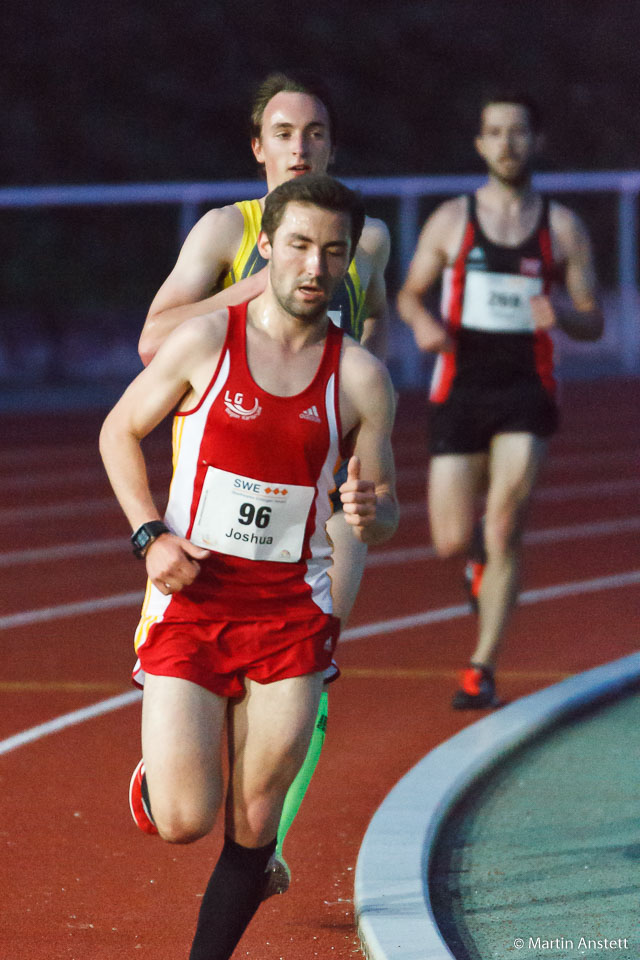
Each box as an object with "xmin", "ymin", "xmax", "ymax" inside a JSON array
[{"xmin": 131, "ymin": 521, "xmax": 170, "ymax": 559}]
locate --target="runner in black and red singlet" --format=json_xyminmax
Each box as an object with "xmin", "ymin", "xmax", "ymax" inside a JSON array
[{"xmin": 398, "ymin": 92, "xmax": 603, "ymax": 710}]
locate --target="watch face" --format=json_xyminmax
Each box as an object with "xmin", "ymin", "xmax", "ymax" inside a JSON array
[
  {"xmin": 132, "ymin": 521, "xmax": 168, "ymax": 557},
  {"xmin": 132, "ymin": 526, "xmax": 152, "ymax": 555}
]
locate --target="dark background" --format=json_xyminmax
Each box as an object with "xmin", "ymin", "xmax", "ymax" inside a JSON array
[
  {"xmin": 5, "ymin": 0, "xmax": 639, "ymax": 184},
  {"xmin": 1, "ymin": 1, "xmax": 637, "ymax": 392}
]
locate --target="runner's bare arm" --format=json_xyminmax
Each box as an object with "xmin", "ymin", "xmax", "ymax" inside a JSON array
[
  {"xmin": 396, "ymin": 198, "xmax": 464, "ymax": 353},
  {"xmin": 532, "ymin": 204, "xmax": 603, "ymax": 341},
  {"xmin": 139, "ymin": 205, "xmax": 267, "ymax": 365},
  {"xmin": 101, "ymin": 313, "xmax": 228, "ymax": 593},
  {"xmin": 358, "ymin": 218, "xmax": 391, "ymax": 360},
  {"xmin": 101, "ymin": 313, "xmax": 226, "ymax": 533},
  {"xmin": 339, "ymin": 344, "xmax": 398, "ymax": 545}
]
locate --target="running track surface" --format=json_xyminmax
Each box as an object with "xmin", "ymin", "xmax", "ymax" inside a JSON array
[{"xmin": 1, "ymin": 379, "xmax": 638, "ymax": 960}]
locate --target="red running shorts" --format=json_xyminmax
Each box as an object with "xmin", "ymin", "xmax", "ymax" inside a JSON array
[{"xmin": 134, "ymin": 613, "xmax": 340, "ymax": 698}]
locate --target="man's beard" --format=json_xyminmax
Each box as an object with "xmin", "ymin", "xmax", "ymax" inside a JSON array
[
  {"xmin": 272, "ymin": 277, "xmax": 331, "ymax": 322},
  {"xmin": 488, "ymin": 156, "xmax": 532, "ymax": 188}
]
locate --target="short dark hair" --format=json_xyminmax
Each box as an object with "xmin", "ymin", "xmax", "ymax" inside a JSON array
[
  {"xmin": 478, "ymin": 90, "xmax": 542, "ymax": 133},
  {"xmin": 250, "ymin": 71, "xmax": 337, "ymax": 146},
  {"xmin": 262, "ymin": 173, "xmax": 365, "ymax": 255}
]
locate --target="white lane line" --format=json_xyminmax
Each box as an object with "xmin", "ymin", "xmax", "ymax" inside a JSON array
[
  {"xmin": 0, "ymin": 538, "xmax": 126, "ymax": 567},
  {"xmin": 0, "ymin": 438, "xmax": 169, "ymax": 470},
  {"xmin": 7, "ymin": 515, "xmax": 639, "ymax": 570},
  {"xmin": 1, "ymin": 569, "xmax": 638, "ymax": 758},
  {"xmin": 0, "ymin": 466, "xmax": 111, "ymax": 492},
  {"xmin": 5, "ymin": 429, "xmax": 634, "ymax": 466},
  {"xmin": 398, "ymin": 478, "xmax": 640, "ymax": 520},
  {"xmin": 0, "ymin": 592, "xmax": 144, "ymax": 630},
  {"xmin": 391, "ymin": 442, "xmax": 639, "ymax": 469},
  {"xmin": 2, "ymin": 567, "xmax": 638, "ymax": 637},
  {"xmin": 0, "ymin": 446, "xmax": 98, "ymax": 468},
  {"xmin": 2, "ymin": 516, "xmax": 640, "ymax": 624},
  {"xmin": 525, "ymin": 516, "xmax": 640, "ymax": 543},
  {"xmin": 533, "ymin": 477, "xmax": 640, "ymax": 501},
  {"xmin": 2, "ymin": 447, "xmax": 637, "ymax": 494},
  {"xmin": 0, "ymin": 485, "xmax": 166, "ymax": 523},
  {"xmin": 367, "ymin": 516, "xmax": 640, "ymax": 568},
  {"xmin": 340, "ymin": 570, "xmax": 640, "ymax": 642},
  {"xmin": 0, "ymin": 456, "xmax": 170, "ymax": 493},
  {"xmin": 3, "ymin": 477, "xmax": 639, "ymax": 527},
  {"xmin": 0, "ymin": 497, "xmax": 121, "ymax": 523},
  {"xmin": 0, "ymin": 690, "xmax": 142, "ymax": 757}
]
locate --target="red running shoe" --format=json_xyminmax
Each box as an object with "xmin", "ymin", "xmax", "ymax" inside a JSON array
[
  {"xmin": 451, "ymin": 665, "xmax": 499, "ymax": 710},
  {"xmin": 129, "ymin": 759, "xmax": 158, "ymax": 835}
]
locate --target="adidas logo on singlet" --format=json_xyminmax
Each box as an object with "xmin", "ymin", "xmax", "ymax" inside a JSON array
[{"xmin": 299, "ymin": 404, "xmax": 322, "ymax": 423}]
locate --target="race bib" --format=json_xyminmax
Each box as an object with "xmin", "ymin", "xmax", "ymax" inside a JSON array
[
  {"xmin": 191, "ymin": 466, "xmax": 314, "ymax": 563},
  {"xmin": 462, "ymin": 272, "xmax": 543, "ymax": 333}
]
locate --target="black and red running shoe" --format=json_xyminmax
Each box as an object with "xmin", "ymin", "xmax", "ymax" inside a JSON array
[{"xmin": 451, "ymin": 664, "xmax": 500, "ymax": 710}]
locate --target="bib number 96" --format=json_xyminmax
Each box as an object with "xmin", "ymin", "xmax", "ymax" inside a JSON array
[{"xmin": 238, "ymin": 503, "xmax": 272, "ymax": 528}]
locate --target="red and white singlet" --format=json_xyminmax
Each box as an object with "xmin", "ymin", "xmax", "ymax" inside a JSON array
[{"xmin": 134, "ymin": 301, "xmax": 348, "ymax": 667}]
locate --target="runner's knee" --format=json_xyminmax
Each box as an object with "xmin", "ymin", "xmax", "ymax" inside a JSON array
[
  {"xmin": 431, "ymin": 527, "xmax": 469, "ymax": 558},
  {"xmin": 152, "ymin": 787, "xmax": 221, "ymax": 845},
  {"xmin": 156, "ymin": 805, "xmax": 217, "ymax": 845}
]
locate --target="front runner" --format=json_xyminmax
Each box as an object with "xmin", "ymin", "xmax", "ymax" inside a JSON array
[
  {"xmin": 138, "ymin": 71, "xmax": 390, "ymax": 630},
  {"xmin": 397, "ymin": 92, "xmax": 602, "ymax": 709},
  {"xmin": 100, "ymin": 174, "xmax": 398, "ymax": 960},
  {"xmin": 138, "ymin": 72, "xmax": 391, "ymax": 891}
]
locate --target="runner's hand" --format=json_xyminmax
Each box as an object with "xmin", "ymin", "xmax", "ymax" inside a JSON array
[
  {"xmin": 410, "ymin": 314, "xmax": 453, "ymax": 353},
  {"xmin": 145, "ymin": 534, "xmax": 210, "ymax": 595},
  {"xmin": 340, "ymin": 456, "xmax": 377, "ymax": 540},
  {"xmin": 530, "ymin": 294, "xmax": 557, "ymax": 330}
]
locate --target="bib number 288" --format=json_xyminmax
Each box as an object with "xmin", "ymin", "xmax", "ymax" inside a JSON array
[{"xmin": 238, "ymin": 503, "xmax": 272, "ymax": 528}]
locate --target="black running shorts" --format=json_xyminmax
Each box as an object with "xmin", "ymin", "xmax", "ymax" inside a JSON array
[{"xmin": 428, "ymin": 379, "xmax": 559, "ymax": 455}]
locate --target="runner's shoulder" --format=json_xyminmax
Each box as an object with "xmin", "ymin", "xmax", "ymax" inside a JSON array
[
  {"xmin": 548, "ymin": 200, "xmax": 592, "ymax": 259},
  {"xmin": 186, "ymin": 203, "xmax": 247, "ymax": 257},
  {"xmin": 419, "ymin": 195, "xmax": 468, "ymax": 245},
  {"xmin": 549, "ymin": 199, "xmax": 588, "ymax": 236},
  {"xmin": 359, "ymin": 215, "xmax": 390, "ymax": 254},
  {"xmin": 341, "ymin": 332, "xmax": 392, "ymax": 389},
  {"xmin": 431, "ymin": 194, "xmax": 469, "ymax": 228},
  {"xmin": 168, "ymin": 307, "xmax": 230, "ymax": 358}
]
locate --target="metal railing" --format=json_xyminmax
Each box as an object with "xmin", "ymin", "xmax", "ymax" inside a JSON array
[{"xmin": 1, "ymin": 170, "xmax": 638, "ymax": 373}]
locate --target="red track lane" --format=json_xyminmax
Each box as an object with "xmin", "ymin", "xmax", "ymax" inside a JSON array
[{"xmin": 1, "ymin": 378, "xmax": 639, "ymax": 959}]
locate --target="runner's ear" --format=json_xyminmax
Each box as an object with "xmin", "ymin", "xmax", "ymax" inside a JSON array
[
  {"xmin": 257, "ymin": 230, "xmax": 272, "ymax": 261},
  {"xmin": 251, "ymin": 136, "xmax": 264, "ymax": 165}
]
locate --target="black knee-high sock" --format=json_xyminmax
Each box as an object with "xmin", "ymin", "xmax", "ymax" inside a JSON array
[{"xmin": 189, "ymin": 836, "xmax": 276, "ymax": 960}]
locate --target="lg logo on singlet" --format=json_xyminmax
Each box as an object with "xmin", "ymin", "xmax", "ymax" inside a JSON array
[{"xmin": 223, "ymin": 390, "xmax": 262, "ymax": 421}]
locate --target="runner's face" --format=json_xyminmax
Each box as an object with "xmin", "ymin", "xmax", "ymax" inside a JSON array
[
  {"xmin": 475, "ymin": 103, "xmax": 537, "ymax": 186},
  {"xmin": 261, "ymin": 202, "xmax": 351, "ymax": 322},
  {"xmin": 252, "ymin": 92, "xmax": 334, "ymax": 190}
]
